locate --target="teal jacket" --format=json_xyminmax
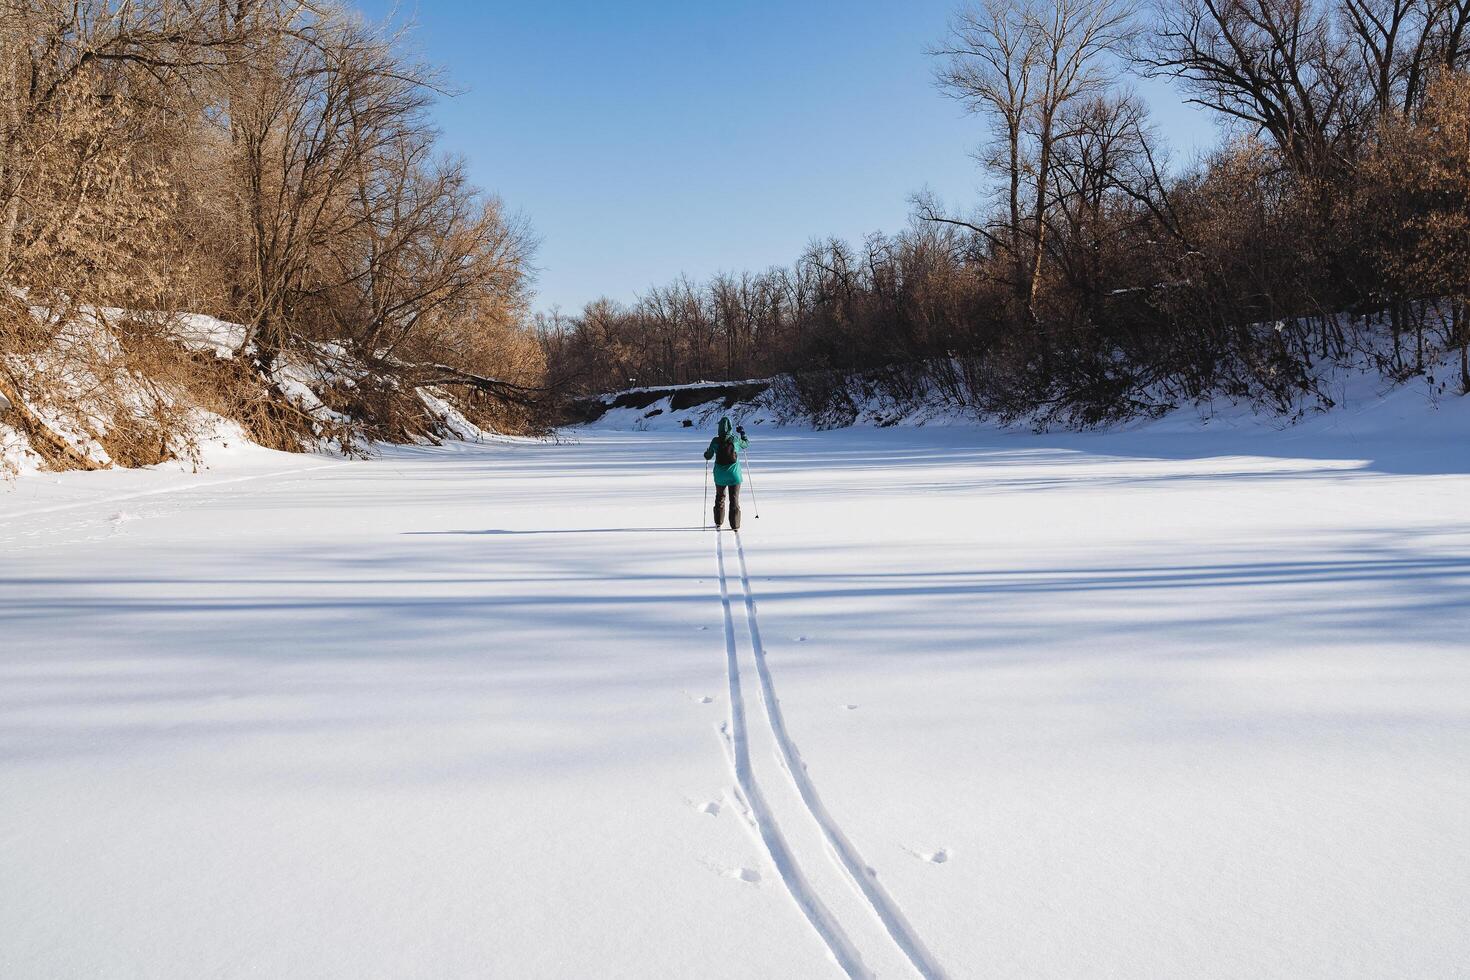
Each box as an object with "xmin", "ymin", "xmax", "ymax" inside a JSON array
[{"xmin": 704, "ymin": 416, "xmax": 749, "ymax": 487}]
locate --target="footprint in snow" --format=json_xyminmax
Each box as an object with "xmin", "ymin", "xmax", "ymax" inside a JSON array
[
  {"xmin": 695, "ymin": 696, "xmax": 713, "ymax": 704},
  {"xmin": 698, "ymin": 801, "xmax": 721, "ymax": 816},
  {"xmin": 921, "ymin": 848, "xmax": 951, "ymax": 864},
  {"xmin": 726, "ymin": 867, "xmax": 760, "ymax": 884},
  {"xmin": 845, "ymin": 704, "xmax": 859, "ymax": 711}
]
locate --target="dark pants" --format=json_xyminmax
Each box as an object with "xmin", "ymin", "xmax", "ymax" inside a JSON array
[{"xmin": 714, "ymin": 483, "xmax": 741, "ymax": 530}]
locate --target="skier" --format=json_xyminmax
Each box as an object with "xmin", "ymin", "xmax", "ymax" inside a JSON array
[{"xmin": 703, "ymin": 416, "xmax": 749, "ymax": 530}]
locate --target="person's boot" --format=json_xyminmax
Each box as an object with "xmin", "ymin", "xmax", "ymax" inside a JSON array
[{"xmin": 713, "ymin": 505, "xmax": 724, "ymax": 528}]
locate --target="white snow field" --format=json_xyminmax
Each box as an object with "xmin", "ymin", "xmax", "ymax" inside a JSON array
[{"xmin": 3, "ymin": 400, "xmax": 1470, "ymax": 978}]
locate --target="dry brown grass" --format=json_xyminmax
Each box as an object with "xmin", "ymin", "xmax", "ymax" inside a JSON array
[{"xmin": 113, "ymin": 317, "xmax": 316, "ymax": 456}]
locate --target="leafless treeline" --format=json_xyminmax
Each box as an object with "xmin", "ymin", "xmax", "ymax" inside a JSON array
[
  {"xmin": 0, "ymin": 0, "xmax": 542, "ymax": 465},
  {"xmin": 548, "ymin": 0, "xmax": 1470, "ymax": 421},
  {"xmin": 539, "ymin": 226, "xmax": 989, "ymax": 390}
]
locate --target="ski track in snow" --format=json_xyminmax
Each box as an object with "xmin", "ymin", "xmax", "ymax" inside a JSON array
[
  {"xmin": 733, "ymin": 532, "xmax": 949, "ymax": 980},
  {"xmin": 0, "ymin": 460, "xmax": 350, "ymax": 525},
  {"xmin": 716, "ymin": 531, "xmax": 873, "ymax": 979},
  {"xmin": 717, "ymin": 527, "xmax": 948, "ymax": 979},
  {"xmin": 0, "ymin": 461, "xmax": 352, "ymax": 554}
]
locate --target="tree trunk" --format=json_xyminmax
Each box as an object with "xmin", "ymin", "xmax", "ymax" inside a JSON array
[
  {"xmin": 0, "ymin": 110, "xmax": 19, "ymax": 282},
  {"xmin": 0, "ymin": 373, "xmax": 105, "ymax": 471},
  {"xmin": 0, "ymin": 18, "xmax": 18, "ymax": 284},
  {"xmin": 1008, "ymin": 118, "xmax": 1026, "ymax": 309},
  {"xmin": 1416, "ymin": 303, "xmax": 1425, "ymax": 371},
  {"xmin": 1390, "ymin": 301, "xmax": 1402, "ymax": 371},
  {"xmin": 1460, "ymin": 298, "xmax": 1470, "ymax": 393},
  {"xmin": 1028, "ymin": 132, "xmax": 1051, "ymax": 323},
  {"xmin": 0, "ymin": 193, "xmax": 16, "ymax": 281}
]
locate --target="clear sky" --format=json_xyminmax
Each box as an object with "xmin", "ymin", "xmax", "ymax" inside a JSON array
[{"xmin": 353, "ymin": 1, "xmax": 1216, "ymax": 314}]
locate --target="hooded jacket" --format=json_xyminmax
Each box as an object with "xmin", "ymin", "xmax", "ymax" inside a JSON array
[{"xmin": 703, "ymin": 416, "xmax": 749, "ymax": 487}]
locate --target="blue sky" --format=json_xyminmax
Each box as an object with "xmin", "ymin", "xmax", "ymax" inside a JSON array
[{"xmin": 354, "ymin": 1, "xmax": 1216, "ymax": 313}]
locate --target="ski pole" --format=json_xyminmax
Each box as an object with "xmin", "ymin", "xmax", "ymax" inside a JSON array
[
  {"xmin": 743, "ymin": 456, "xmax": 761, "ymax": 519},
  {"xmin": 704, "ymin": 461, "xmax": 710, "ymax": 529}
]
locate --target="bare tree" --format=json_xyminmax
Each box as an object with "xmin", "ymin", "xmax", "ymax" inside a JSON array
[
  {"xmin": 931, "ymin": 0, "xmax": 1137, "ymax": 324},
  {"xmin": 1363, "ymin": 70, "xmax": 1470, "ymax": 387},
  {"xmin": 1142, "ymin": 0, "xmax": 1363, "ymax": 176},
  {"xmin": 1048, "ymin": 92, "xmax": 1169, "ymax": 305},
  {"xmin": 223, "ymin": 9, "xmax": 406, "ymax": 364},
  {"xmin": 0, "ymin": 0, "xmax": 238, "ymax": 284}
]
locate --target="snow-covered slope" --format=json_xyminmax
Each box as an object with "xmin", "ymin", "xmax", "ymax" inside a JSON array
[
  {"xmin": 584, "ymin": 347, "xmax": 1469, "ymax": 440},
  {"xmin": 2, "ymin": 374, "xmax": 1467, "ymax": 977},
  {"xmin": 1, "ymin": 309, "xmax": 498, "ymax": 478}
]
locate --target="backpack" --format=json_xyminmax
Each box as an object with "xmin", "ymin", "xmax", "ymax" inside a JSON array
[{"xmin": 715, "ymin": 436, "xmax": 738, "ymax": 466}]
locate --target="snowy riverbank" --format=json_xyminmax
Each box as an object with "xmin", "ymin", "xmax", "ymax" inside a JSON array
[{"xmin": 3, "ymin": 408, "xmax": 1468, "ymax": 977}]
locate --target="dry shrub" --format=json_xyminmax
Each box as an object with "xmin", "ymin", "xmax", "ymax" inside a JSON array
[
  {"xmin": 316, "ymin": 373, "xmax": 432, "ymax": 445},
  {"xmin": 112, "ymin": 317, "xmax": 314, "ymax": 455},
  {"xmin": 1, "ymin": 304, "xmax": 324, "ymax": 476},
  {"xmin": 1360, "ymin": 71, "xmax": 1470, "ymax": 390}
]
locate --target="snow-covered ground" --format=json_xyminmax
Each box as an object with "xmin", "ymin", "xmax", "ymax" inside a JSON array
[{"xmin": 3, "ymin": 398, "xmax": 1469, "ymax": 977}]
